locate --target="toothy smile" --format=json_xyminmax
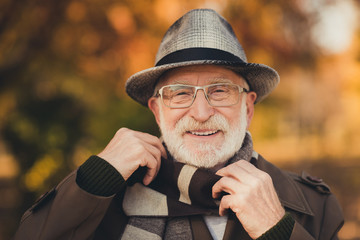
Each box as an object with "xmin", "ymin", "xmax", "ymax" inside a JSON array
[{"xmin": 187, "ymin": 130, "xmax": 219, "ymax": 136}]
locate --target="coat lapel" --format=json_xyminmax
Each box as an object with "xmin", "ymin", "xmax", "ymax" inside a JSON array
[
  {"xmin": 190, "ymin": 213, "xmax": 252, "ymax": 240},
  {"xmin": 255, "ymin": 154, "xmax": 314, "ymax": 216},
  {"xmin": 222, "ymin": 213, "xmax": 252, "ymax": 240},
  {"xmin": 189, "ymin": 215, "xmax": 213, "ymax": 240}
]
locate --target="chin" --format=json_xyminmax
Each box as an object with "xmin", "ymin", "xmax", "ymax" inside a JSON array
[{"xmin": 171, "ymin": 142, "xmax": 234, "ymax": 169}]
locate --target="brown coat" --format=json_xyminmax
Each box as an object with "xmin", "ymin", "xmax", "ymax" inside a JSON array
[{"xmin": 14, "ymin": 155, "xmax": 344, "ymax": 239}]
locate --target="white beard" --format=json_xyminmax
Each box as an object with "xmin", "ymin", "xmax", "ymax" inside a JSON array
[{"xmin": 159, "ymin": 95, "xmax": 248, "ymax": 168}]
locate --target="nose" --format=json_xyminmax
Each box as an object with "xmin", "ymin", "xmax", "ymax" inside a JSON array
[{"xmin": 188, "ymin": 89, "xmax": 215, "ymax": 122}]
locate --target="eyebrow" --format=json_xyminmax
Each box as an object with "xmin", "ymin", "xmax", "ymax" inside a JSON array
[{"xmin": 209, "ymin": 78, "xmax": 233, "ymax": 84}]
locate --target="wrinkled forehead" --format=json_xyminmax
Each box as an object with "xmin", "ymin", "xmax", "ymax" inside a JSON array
[{"xmin": 155, "ymin": 65, "xmax": 249, "ymax": 89}]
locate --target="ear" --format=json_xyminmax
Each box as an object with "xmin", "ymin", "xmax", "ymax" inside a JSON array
[
  {"xmin": 245, "ymin": 92, "xmax": 257, "ymax": 129},
  {"xmin": 148, "ymin": 97, "xmax": 161, "ymax": 125}
]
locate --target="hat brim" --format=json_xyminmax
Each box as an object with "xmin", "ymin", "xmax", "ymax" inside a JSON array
[{"xmin": 125, "ymin": 60, "xmax": 280, "ymax": 107}]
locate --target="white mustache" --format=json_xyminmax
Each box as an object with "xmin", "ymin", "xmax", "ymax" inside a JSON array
[{"xmin": 174, "ymin": 114, "xmax": 230, "ymax": 135}]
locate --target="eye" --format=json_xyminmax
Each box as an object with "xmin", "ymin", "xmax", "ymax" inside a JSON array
[
  {"xmin": 208, "ymin": 85, "xmax": 230, "ymax": 95},
  {"xmin": 169, "ymin": 87, "xmax": 193, "ymax": 104},
  {"xmin": 171, "ymin": 88, "xmax": 192, "ymax": 97},
  {"xmin": 167, "ymin": 86, "xmax": 194, "ymax": 101},
  {"xmin": 213, "ymin": 88, "xmax": 226, "ymax": 93},
  {"xmin": 173, "ymin": 90, "xmax": 192, "ymax": 96}
]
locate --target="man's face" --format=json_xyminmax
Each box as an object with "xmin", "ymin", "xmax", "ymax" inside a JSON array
[{"xmin": 148, "ymin": 65, "xmax": 256, "ymax": 169}]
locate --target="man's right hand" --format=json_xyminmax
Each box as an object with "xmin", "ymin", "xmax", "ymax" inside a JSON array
[{"xmin": 97, "ymin": 128, "xmax": 166, "ymax": 185}]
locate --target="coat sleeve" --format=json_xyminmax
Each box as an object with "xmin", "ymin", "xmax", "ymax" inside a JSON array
[
  {"xmin": 319, "ymin": 194, "xmax": 344, "ymax": 240},
  {"xmin": 14, "ymin": 171, "xmax": 115, "ymax": 240}
]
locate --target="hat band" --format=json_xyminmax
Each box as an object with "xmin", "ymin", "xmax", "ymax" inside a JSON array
[{"xmin": 155, "ymin": 48, "xmax": 245, "ymax": 67}]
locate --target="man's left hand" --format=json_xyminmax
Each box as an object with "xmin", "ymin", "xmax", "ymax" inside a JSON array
[{"xmin": 212, "ymin": 160, "xmax": 285, "ymax": 239}]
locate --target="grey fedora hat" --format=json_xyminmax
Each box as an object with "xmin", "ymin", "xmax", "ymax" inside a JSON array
[{"xmin": 125, "ymin": 9, "xmax": 279, "ymax": 106}]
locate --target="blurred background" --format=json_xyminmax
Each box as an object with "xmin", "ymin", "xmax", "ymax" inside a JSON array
[{"xmin": 0, "ymin": 0, "xmax": 359, "ymax": 239}]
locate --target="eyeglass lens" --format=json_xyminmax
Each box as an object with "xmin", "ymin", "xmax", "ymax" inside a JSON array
[{"xmin": 160, "ymin": 84, "xmax": 242, "ymax": 108}]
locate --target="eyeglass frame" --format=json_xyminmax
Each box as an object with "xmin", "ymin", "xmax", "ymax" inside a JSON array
[{"xmin": 154, "ymin": 83, "xmax": 249, "ymax": 109}]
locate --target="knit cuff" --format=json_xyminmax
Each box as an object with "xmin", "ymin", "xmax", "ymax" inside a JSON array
[
  {"xmin": 76, "ymin": 155, "xmax": 125, "ymax": 197},
  {"xmin": 256, "ymin": 212, "xmax": 295, "ymax": 240}
]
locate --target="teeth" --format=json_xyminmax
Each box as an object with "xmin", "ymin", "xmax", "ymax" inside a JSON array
[{"xmin": 189, "ymin": 130, "xmax": 218, "ymax": 136}]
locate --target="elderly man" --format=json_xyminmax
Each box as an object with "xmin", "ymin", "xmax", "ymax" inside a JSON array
[{"xmin": 15, "ymin": 9, "xmax": 343, "ymax": 239}]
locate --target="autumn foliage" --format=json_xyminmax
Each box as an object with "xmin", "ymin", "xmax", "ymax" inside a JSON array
[{"xmin": 0, "ymin": 0, "xmax": 359, "ymax": 239}]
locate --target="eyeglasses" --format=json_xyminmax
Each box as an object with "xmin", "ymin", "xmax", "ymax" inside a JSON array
[{"xmin": 156, "ymin": 83, "xmax": 249, "ymax": 108}]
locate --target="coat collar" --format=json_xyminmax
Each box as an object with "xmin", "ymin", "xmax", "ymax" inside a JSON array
[{"xmin": 254, "ymin": 153, "xmax": 314, "ymax": 216}]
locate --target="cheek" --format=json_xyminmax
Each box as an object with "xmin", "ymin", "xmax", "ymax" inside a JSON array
[
  {"xmin": 216, "ymin": 109, "xmax": 239, "ymax": 126},
  {"xmin": 160, "ymin": 108, "xmax": 188, "ymax": 128}
]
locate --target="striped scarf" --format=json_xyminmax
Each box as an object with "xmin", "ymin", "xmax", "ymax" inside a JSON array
[{"xmin": 121, "ymin": 133, "xmax": 255, "ymax": 240}]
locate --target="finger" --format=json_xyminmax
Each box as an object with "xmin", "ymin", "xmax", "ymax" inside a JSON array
[
  {"xmin": 134, "ymin": 131, "xmax": 167, "ymax": 159},
  {"xmin": 219, "ymin": 193, "xmax": 248, "ymax": 217},
  {"xmin": 216, "ymin": 161, "xmax": 258, "ymax": 183},
  {"xmin": 215, "ymin": 162, "xmax": 247, "ymax": 181},
  {"xmin": 216, "ymin": 161, "xmax": 244, "ymax": 177},
  {"xmin": 117, "ymin": 128, "xmax": 167, "ymax": 159},
  {"xmin": 236, "ymin": 160, "xmax": 261, "ymax": 174},
  {"xmin": 229, "ymin": 161, "xmax": 273, "ymax": 188},
  {"xmin": 212, "ymin": 177, "xmax": 241, "ymax": 199},
  {"xmin": 140, "ymin": 153, "xmax": 159, "ymax": 185},
  {"xmin": 218, "ymin": 195, "xmax": 238, "ymax": 216},
  {"xmin": 142, "ymin": 142, "xmax": 162, "ymax": 173}
]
